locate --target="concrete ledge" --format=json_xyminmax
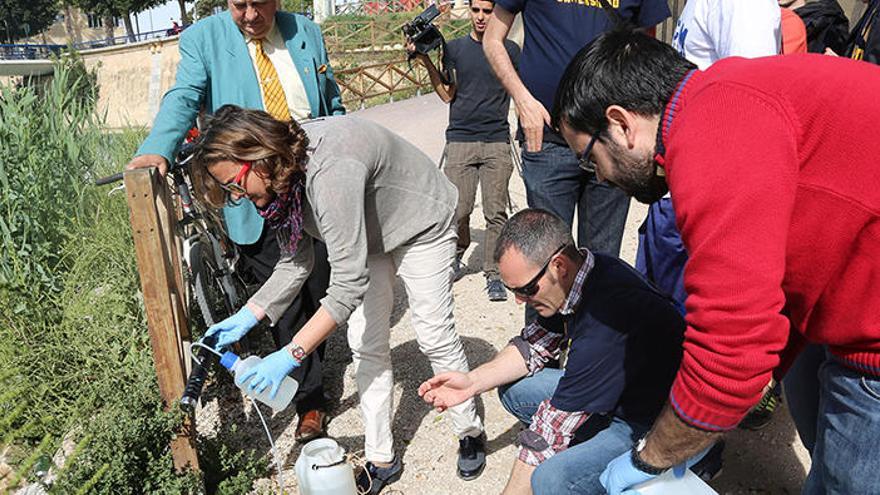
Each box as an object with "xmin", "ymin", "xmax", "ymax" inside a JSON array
[
  {"xmin": 0, "ymin": 60, "xmax": 54, "ymax": 77},
  {"xmin": 79, "ymin": 35, "xmax": 180, "ymax": 57}
]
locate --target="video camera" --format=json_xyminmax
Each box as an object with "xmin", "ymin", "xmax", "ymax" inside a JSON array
[{"xmin": 402, "ymin": 4, "xmax": 445, "ymax": 56}]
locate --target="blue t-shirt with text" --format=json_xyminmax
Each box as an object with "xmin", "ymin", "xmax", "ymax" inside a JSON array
[{"xmin": 494, "ymin": 0, "xmax": 671, "ymax": 142}]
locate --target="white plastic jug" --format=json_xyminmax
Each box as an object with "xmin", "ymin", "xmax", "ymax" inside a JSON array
[
  {"xmin": 294, "ymin": 438, "xmax": 357, "ymax": 495},
  {"xmin": 219, "ymin": 352, "xmax": 298, "ymax": 412},
  {"xmin": 635, "ymin": 468, "xmax": 718, "ymax": 495}
]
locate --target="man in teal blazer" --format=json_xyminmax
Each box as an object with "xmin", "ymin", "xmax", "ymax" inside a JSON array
[
  {"xmin": 133, "ymin": 6, "xmax": 344, "ymax": 243},
  {"xmin": 127, "ymin": 0, "xmax": 344, "ymax": 441}
]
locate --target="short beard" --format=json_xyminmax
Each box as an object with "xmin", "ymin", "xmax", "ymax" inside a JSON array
[{"xmin": 604, "ymin": 139, "xmax": 669, "ymax": 204}]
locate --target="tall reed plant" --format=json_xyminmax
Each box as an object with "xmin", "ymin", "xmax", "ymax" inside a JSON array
[{"xmin": 0, "ymin": 60, "xmax": 199, "ymax": 493}]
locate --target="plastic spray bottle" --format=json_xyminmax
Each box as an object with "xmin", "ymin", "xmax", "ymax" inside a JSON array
[{"xmin": 220, "ymin": 352, "xmax": 298, "ymax": 411}]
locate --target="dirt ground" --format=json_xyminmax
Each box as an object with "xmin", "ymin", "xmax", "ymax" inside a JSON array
[{"xmin": 198, "ymin": 95, "xmax": 811, "ymax": 494}]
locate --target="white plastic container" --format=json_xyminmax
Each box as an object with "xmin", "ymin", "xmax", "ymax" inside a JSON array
[
  {"xmin": 220, "ymin": 352, "xmax": 298, "ymax": 412},
  {"xmin": 295, "ymin": 438, "xmax": 358, "ymax": 495},
  {"xmin": 635, "ymin": 468, "xmax": 718, "ymax": 495}
]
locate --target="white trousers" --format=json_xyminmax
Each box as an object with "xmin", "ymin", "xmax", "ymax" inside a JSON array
[{"xmin": 346, "ymin": 225, "xmax": 484, "ymax": 463}]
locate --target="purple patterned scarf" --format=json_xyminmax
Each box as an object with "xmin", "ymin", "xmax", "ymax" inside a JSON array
[{"xmin": 257, "ymin": 172, "xmax": 307, "ymax": 255}]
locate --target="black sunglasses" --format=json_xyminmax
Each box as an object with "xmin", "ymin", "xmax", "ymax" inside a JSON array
[
  {"xmin": 576, "ymin": 131, "xmax": 601, "ymax": 173},
  {"xmin": 504, "ymin": 244, "xmax": 568, "ymax": 297}
]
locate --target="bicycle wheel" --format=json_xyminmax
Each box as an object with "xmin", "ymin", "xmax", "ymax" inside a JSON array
[
  {"xmin": 189, "ymin": 239, "xmax": 233, "ymax": 328},
  {"xmin": 182, "ymin": 239, "xmax": 234, "ymax": 411}
]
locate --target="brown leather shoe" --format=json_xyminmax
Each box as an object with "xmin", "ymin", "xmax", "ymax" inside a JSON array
[{"xmin": 295, "ymin": 410, "xmax": 327, "ymax": 443}]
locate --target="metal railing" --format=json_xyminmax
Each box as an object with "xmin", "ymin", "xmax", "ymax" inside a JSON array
[
  {"xmin": 71, "ymin": 27, "xmax": 186, "ymax": 51},
  {"xmin": 0, "ymin": 43, "xmax": 65, "ymax": 60},
  {"xmin": 0, "ymin": 27, "xmax": 188, "ymax": 60}
]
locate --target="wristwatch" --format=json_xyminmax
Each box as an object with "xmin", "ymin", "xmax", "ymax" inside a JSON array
[
  {"xmin": 288, "ymin": 344, "xmax": 306, "ymax": 365},
  {"xmin": 631, "ymin": 438, "xmax": 667, "ymax": 475}
]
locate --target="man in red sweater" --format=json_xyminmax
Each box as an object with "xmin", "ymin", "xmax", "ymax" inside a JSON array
[{"xmin": 551, "ymin": 30, "xmax": 880, "ymax": 494}]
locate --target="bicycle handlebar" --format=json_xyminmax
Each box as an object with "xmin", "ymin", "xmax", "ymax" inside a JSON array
[
  {"xmin": 94, "ymin": 141, "xmax": 198, "ymax": 187},
  {"xmin": 94, "ymin": 171, "xmax": 124, "ymax": 186}
]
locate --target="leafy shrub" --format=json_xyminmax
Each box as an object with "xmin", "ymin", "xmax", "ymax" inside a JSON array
[
  {"xmin": 0, "ymin": 61, "xmax": 266, "ymax": 494},
  {"xmin": 49, "ymin": 49, "xmax": 101, "ymax": 112}
]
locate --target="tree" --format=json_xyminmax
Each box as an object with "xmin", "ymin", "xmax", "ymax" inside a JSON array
[
  {"xmin": 0, "ymin": 0, "xmax": 58, "ymax": 43},
  {"xmin": 73, "ymin": 0, "xmax": 165, "ymax": 41},
  {"xmin": 176, "ymin": 0, "xmax": 187, "ymax": 24},
  {"xmin": 281, "ymin": 0, "xmax": 311, "ymax": 14},
  {"xmin": 195, "ymin": 0, "xmax": 225, "ymax": 20}
]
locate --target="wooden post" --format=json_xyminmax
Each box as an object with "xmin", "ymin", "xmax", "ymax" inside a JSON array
[{"xmin": 124, "ymin": 168, "xmax": 200, "ymax": 472}]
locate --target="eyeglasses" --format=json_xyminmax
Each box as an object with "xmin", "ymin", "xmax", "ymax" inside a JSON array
[
  {"xmin": 470, "ymin": 6, "xmax": 493, "ymax": 14},
  {"xmin": 504, "ymin": 244, "xmax": 568, "ymax": 297},
  {"xmin": 218, "ymin": 161, "xmax": 252, "ymax": 197},
  {"xmin": 576, "ymin": 131, "xmax": 601, "ymax": 173}
]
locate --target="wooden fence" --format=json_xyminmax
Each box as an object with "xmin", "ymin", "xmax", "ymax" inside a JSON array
[
  {"xmin": 334, "ymin": 0, "xmax": 425, "ymax": 16},
  {"xmin": 124, "ymin": 168, "xmax": 200, "ymax": 473},
  {"xmin": 324, "ymin": 6, "xmax": 471, "ymax": 108},
  {"xmin": 334, "ymin": 56, "xmax": 431, "ymax": 108},
  {"xmin": 323, "ymin": 10, "xmax": 471, "ymax": 52}
]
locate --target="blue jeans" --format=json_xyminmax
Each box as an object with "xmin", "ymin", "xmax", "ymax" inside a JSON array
[
  {"xmin": 521, "ymin": 142, "xmax": 629, "ymax": 330},
  {"xmin": 796, "ymin": 358, "xmax": 880, "ymax": 494},
  {"xmin": 783, "ymin": 344, "xmax": 827, "ymax": 454},
  {"xmin": 520, "ymin": 142, "xmax": 629, "ymax": 255},
  {"xmin": 498, "ymin": 369, "xmax": 649, "ymax": 495}
]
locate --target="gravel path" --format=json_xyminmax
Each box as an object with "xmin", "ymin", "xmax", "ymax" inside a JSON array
[{"xmin": 198, "ymin": 95, "xmax": 811, "ymax": 495}]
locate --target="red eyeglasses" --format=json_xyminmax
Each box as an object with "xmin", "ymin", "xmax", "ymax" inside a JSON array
[{"xmin": 218, "ymin": 161, "xmax": 252, "ymax": 196}]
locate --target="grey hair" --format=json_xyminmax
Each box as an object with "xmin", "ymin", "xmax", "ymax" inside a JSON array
[{"xmin": 494, "ymin": 208, "xmax": 575, "ymax": 266}]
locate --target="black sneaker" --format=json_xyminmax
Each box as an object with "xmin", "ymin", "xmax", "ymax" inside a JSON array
[
  {"xmin": 355, "ymin": 456, "xmax": 402, "ymax": 495},
  {"xmin": 457, "ymin": 434, "xmax": 486, "ymax": 481},
  {"xmin": 738, "ymin": 384, "xmax": 782, "ymax": 431},
  {"xmin": 690, "ymin": 439, "xmax": 725, "ymax": 482},
  {"xmin": 486, "ymin": 277, "xmax": 508, "ymax": 302}
]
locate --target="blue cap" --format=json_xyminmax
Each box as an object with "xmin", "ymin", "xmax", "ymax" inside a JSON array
[{"xmin": 220, "ymin": 351, "xmax": 239, "ymax": 370}]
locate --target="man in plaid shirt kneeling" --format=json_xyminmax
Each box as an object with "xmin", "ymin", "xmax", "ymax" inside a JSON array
[{"xmin": 419, "ymin": 208, "xmax": 685, "ymax": 494}]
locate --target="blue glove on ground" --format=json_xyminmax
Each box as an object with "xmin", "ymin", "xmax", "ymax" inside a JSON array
[
  {"xmin": 205, "ymin": 306, "xmax": 259, "ymax": 349},
  {"xmin": 238, "ymin": 347, "xmax": 300, "ymax": 398}
]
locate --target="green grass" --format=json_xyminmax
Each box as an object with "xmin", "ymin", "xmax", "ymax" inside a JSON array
[{"xmin": 0, "ymin": 56, "xmax": 266, "ymax": 494}]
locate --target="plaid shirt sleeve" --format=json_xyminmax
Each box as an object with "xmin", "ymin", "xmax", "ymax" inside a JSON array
[
  {"xmin": 509, "ymin": 322, "xmax": 564, "ymax": 376},
  {"xmin": 517, "ymin": 400, "xmax": 589, "ymax": 466}
]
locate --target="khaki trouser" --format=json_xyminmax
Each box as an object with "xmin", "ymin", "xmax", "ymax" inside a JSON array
[
  {"xmin": 346, "ymin": 224, "xmax": 484, "ymax": 462},
  {"xmin": 443, "ymin": 141, "xmax": 514, "ymax": 277}
]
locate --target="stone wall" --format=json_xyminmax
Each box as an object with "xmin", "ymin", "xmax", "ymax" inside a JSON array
[{"xmin": 83, "ymin": 38, "xmax": 181, "ymax": 129}]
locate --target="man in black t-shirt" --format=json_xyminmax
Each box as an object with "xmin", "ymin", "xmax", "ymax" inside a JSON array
[
  {"xmin": 407, "ymin": 0, "xmax": 520, "ymax": 302},
  {"xmin": 418, "ymin": 209, "xmax": 685, "ymax": 494}
]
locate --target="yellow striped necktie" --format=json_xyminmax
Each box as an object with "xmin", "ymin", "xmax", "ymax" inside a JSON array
[{"xmin": 253, "ymin": 38, "xmax": 291, "ymax": 121}]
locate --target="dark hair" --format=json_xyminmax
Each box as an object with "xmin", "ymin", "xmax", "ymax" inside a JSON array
[
  {"xmin": 551, "ymin": 29, "xmax": 697, "ymax": 136},
  {"xmin": 494, "ymin": 209, "xmax": 578, "ymax": 266},
  {"xmin": 191, "ymin": 105, "xmax": 309, "ymax": 208}
]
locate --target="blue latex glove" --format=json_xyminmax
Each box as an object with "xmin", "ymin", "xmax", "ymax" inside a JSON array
[
  {"xmin": 601, "ymin": 446, "xmax": 711, "ymax": 495},
  {"xmin": 205, "ymin": 306, "xmax": 259, "ymax": 349},
  {"xmin": 238, "ymin": 347, "xmax": 300, "ymax": 398},
  {"xmin": 600, "ymin": 450, "xmax": 655, "ymax": 495}
]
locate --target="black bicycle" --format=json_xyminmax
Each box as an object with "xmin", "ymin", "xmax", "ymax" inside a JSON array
[{"xmin": 96, "ymin": 140, "xmax": 249, "ymax": 411}]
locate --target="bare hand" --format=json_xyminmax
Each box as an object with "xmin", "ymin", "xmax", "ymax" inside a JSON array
[
  {"xmin": 418, "ymin": 371, "xmax": 476, "ymax": 412},
  {"xmin": 405, "ymin": 38, "xmax": 426, "ymax": 60},
  {"xmin": 824, "ymin": 47, "xmax": 839, "ymax": 57},
  {"xmin": 514, "ymin": 94, "xmax": 551, "ymax": 152},
  {"xmin": 127, "ymin": 153, "xmax": 169, "ymax": 176}
]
